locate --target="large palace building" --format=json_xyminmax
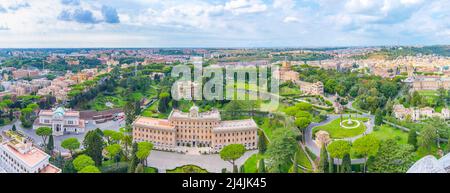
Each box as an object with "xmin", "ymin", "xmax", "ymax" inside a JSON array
[{"xmin": 132, "ymin": 106, "xmax": 258, "ymax": 153}]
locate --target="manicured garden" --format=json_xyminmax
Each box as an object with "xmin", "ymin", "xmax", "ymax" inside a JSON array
[{"xmin": 312, "ymin": 117, "xmax": 369, "ymax": 139}]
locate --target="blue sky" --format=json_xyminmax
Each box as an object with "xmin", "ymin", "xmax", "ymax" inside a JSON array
[{"xmin": 0, "ymin": 0, "xmax": 449, "ymax": 48}]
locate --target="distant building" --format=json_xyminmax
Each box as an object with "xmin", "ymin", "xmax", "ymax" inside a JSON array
[
  {"xmin": 173, "ymin": 80, "xmax": 201, "ymax": 100},
  {"xmin": 412, "ymin": 76, "xmax": 450, "ymax": 91},
  {"xmin": 278, "ymin": 60, "xmax": 300, "ymax": 82},
  {"xmin": 133, "ymin": 105, "xmax": 258, "ymax": 153},
  {"xmin": 33, "ymin": 107, "xmax": 85, "ymax": 136},
  {"xmin": 0, "ymin": 139, "xmax": 61, "ymax": 173},
  {"xmin": 393, "ymin": 104, "xmax": 450, "ymax": 121},
  {"xmin": 297, "ymin": 81, "xmax": 324, "ymax": 96}
]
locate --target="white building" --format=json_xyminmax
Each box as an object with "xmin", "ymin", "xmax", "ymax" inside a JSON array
[
  {"xmin": 393, "ymin": 104, "xmax": 450, "ymax": 121},
  {"xmin": 33, "ymin": 107, "xmax": 85, "ymax": 136},
  {"xmin": 0, "ymin": 139, "xmax": 61, "ymax": 173}
]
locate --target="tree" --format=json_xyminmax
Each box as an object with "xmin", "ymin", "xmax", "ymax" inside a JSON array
[
  {"xmin": 219, "ymin": 144, "xmax": 246, "ymax": 173},
  {"xmin": 136, "ymin": 141, "xmax": 153, "ymax": 166},
  {"xmin": 292, "ymin": 152, "xmax": 298, "ymax": 173},
  {"xmin": 124, "ymin": 101, "xmax": 137, "ymax": 126},
  {"xmin": 369, "ymin": 139, "xmax": 415, "ymax": 173},
  {"xmin": 47, "ymin": 135, "xmax": 54, "ymax": 153},
  {"xmin": 327, "ymin": 140, "xmax": 351, "ymax": 172},
  {"xmin": 135, "ymin": 163, "xmax": 144, "ymax": 173},
  {"xmin": 352, "ymin": 135, "xmax": 380, "ymax": 173},
  {"xmin": 128, "ymin": 142, "xmax": 139, "ymax": 173},
  {"xmin": 408, "ymin": 128, "xmax": 418, "ymax": 150},
  {"xmin": 258, "ymin": 159, "xmax": 266, "ymax": 173},
  {"xmin": 103, "ymin": 130, "xmax": 115, "ymax": 144},
  {"xmin": 78, "ymin": 165, "xmax": 101, "ymax": 173},
  {"xmin": 258, "ymin": 132, "xmax": 267, "ymax": 154},
  {"xmin": 73, "ymin": 154, "xmax": 95, "ymax": 171},
  {"xmin": 295, "ymin": 117, "xmax": 311, "ymax": 131},
  {"xmin": 340, "ymin": 153, "xmax": 352, "ymax": 173},
  {"xmin": 158, "ymin": 92, "xmax": 171, "ymax": 113},
  {"xmin": 105, "ymin": 144, "xmax": 122, "ymax": 165},
  {"xmin": 61, "ymin": 138, "xmax": 80, "ymax": 156},
  {"xmin": 328, "ymin": 156, "xmax": 335, "ymax": 173},
  {"xmin": 11, "ymin": 124, "xmax": 16, "ymax": 131},
  {"xmin": 418, "ymin": 125, "xmax": 438, "ymax": 151},
  {"xmin": 375, "ymin": 108, "xmax": 383, "ymax": 126},
  {"xmin": 122, "ymin": 134, "xmax": 133, "ymax": 159},
  {"xmin": 319, "ymin": 145, "xmax": 329, "ymax": 173},
  {"xmin": 83, "ymin": 129, "xmax": 105, "ymax": 166},
  {"xmin": 36, "ymin": 127, "xmax": 52, "ymax": 147},
  {"xmin": 266, "ymin": 128, "xmax": 298, "ymax": 173}
]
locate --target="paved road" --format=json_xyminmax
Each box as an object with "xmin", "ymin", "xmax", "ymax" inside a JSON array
[
  {"xmin": 304, "ymin": 113, "xmax": 374, "ymax": 165},
  {"xmin": 0, "ymin": 119, "xmax": 125, "ymax": 153},
  {"xmin": 147, "ymin": 150, "xmax": 258, "ymax": 173}
]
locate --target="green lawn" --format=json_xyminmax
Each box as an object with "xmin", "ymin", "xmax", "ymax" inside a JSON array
[
  {"xmin": 294, "ymin": 147, "xmax": 313, "ymax": 172},
  {"xmin": 243, "ymin": 153, "xmax": 265, "ymax": 173},
  {"xmin": 312, "ymin": 117, "xmax": 368, "ymax": 139},
  {"xmin": 371, "ymin": 124, "xmax": 408, "ymax": 144}
]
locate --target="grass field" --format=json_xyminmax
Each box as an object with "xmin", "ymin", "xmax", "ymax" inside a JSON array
[
  {"xmin": 243, "ymin": 153, "xmax": 265, "ymax": 173},
  {"xmin": 371, "ymin": 124, "xmax": 408, "ymax": 144},
  {"xmin": 312, "ymin": 117, "xmax": 368, "ymax": 139}
]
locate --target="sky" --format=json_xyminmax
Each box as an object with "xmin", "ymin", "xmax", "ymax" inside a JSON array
[{"xmin": 0, "ymin": 0, "xmax": 449, "ymax": 48}]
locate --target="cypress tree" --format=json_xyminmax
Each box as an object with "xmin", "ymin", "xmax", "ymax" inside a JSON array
[
  {"xmin": 375, "ymin": 108, "xmax": 383, "ymax": 126},
  {"xmin": 319, "ymin": 145, "xmax": 329, "ymax": 173},
  {"xmin": 12, "ymin": 124, "xmax": 16, "ymax": 131},
  {"xmin": 408, "ymin": 128, "xmax": 418, "ymax": 150},
  {"xmin": 328, "ymin": 156, "xmax": 334, "ymax": 173},
  {"xmin": 47, "ymin": 135, "xmax": 54, "ymax": 153},
  {"xmin": 240, "ymin": 165, "xmax": 245, "ymax": 173},
  {"xmin": 83, "ymin": 130, "xmax": 105, "ymax": 166},
  {"xmin": 341, "ymin": 153, "xmax": 352, "ymax": 173},
  {"xmin": 258, "ymin": 132, "xmax": 267, "ymax": 154},
  {"xmin": 128, "ymin": 142, "xmax": 139, "ymax": 173},
  {"xmin": 258, "ymin": 159, "xmax": 266, "ymax": 173}
]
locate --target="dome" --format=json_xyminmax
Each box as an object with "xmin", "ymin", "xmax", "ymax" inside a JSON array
[
  {"xmin": 53, "ymin": 107, "xmax": 65, "ymax": 119},
  {"xmin": 407, "ymin": 155, "xmax": 446, "ymax": 173}
]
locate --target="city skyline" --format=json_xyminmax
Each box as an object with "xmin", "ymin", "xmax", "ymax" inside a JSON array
[{"xmin": 0, "ymin": 0, "xmax": 450, "ymax": 48}]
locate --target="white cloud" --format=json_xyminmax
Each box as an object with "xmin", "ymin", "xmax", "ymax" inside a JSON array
[
  {"xmin": 283, "ymin": 16, "xmax": 300, "ymax": 23},
  {"xmin": 224, "ymin": 0, "xmax": 267, "ymax": 15}
]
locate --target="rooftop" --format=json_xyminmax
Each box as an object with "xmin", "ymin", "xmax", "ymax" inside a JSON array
[
  {"xmin": 133, "ymin": 117, "xmax": 175, "ymax": 130},
  {"xmin": 1, "ymin": 141, "xmax": 50, "ymax": 168},
  {"xmin": 213, "ymin": 119, "xmax": 258, "ymax": 132}
]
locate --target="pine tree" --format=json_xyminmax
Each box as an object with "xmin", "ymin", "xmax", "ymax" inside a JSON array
[
  {"xmin": 408, "ymin": 128, "xmax": 418, "ymax": 150},
  {"xmin": 258, "ymin": 159, "xmax": 266, "ymax": 173},
  {"xmin": 319, "ymin": 145, "xmax": 329, "ymax": 173},
  {"xmin": 12, "ymin": 124, "xmax": 16, "ymax": 131},
  {"xmin": 341, "ymin": 153, "xmax": 352, "ymax": 173},
  {"xmin": 47, "ymin": 135, "xmax": 54, "ymax": 153}
]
